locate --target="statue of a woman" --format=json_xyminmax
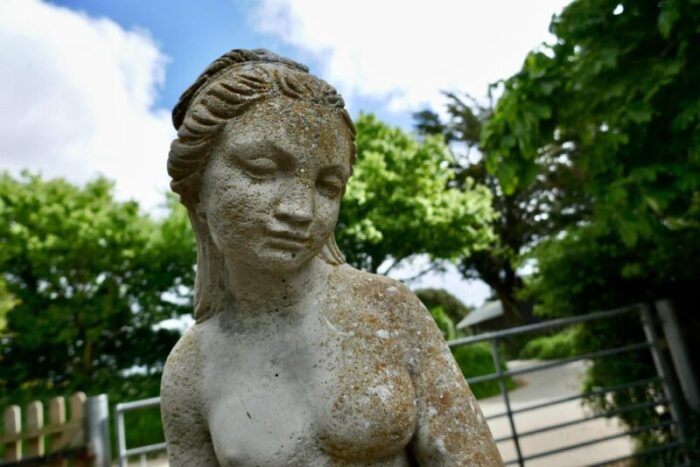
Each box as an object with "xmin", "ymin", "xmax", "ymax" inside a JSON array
[{"xmin": 161, "ymin": 49, "xmax": 502, "ymax": 466}]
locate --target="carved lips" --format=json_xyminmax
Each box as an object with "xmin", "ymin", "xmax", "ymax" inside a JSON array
[{"xmin": 265, "ymin": 227, "xmax": 311, "ymax": 251}]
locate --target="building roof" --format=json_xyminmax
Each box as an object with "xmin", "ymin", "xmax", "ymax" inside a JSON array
[{"xmin": 456, "ymin": 300, "xmax": 503, "ymax": 329}]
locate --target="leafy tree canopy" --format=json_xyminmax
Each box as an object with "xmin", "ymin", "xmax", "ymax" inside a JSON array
[
  {"xmin": 482, "ymin": 0, "xmax": 700, "ymax": 246},
  {"xmin": 483, "ymin": 2, "xmax": 700, "ymax": 460},
  {"xmin": 0, "ymin": 278, "xmax": 17, "ymax": 334},
  {"xmin": 414, "ymin": 93, "xmax": 587, "ymax": 325},
  {"xmin": 337, "ymin": 113, "xmax": 496, "ymax": 273},
  {"xmin": 0, "ymin": 172, "xmax": 195, "ymax": 403}
]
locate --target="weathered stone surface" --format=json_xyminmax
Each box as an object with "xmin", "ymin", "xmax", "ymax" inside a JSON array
[{"xmin": 161, "ymin": 48, "xmax": 503, "ymax": 466}]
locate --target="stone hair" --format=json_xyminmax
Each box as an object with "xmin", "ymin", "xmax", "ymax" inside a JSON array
[
  {"xmin": 168, "ymin": 48, "xmax": 356, "ymax": 205},
  {"xmin": 167, "ymin": 49, "xmax": 355, "ymax": 321}
]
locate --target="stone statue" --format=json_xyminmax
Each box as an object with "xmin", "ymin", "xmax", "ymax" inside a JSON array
[{"xmin": 161, "ymin": 49, "xmax": 502, "ymax": 466}]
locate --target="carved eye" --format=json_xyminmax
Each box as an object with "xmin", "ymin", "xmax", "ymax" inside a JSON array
[
  {"xmin": 242, "ymin": 158, "xmax": 277, "ymax": 179},
  {"xmin": 317, "ymin": 175, "xmax": 344, "ymax": 198}
]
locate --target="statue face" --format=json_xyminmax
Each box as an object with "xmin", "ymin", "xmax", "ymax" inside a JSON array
[{"xmin": 198, "ymin": 96, "xmax": 353, "ymax": 273}]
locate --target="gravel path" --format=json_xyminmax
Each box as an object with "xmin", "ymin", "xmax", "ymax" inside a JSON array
[{"xmin": 478, "ymin": 359, "xmax": 633, "ymax": 466}]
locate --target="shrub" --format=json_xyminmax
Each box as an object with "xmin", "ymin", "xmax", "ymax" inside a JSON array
[
  {"xmin": 416, "ymin": 288, "xmax": 471, "ymax": 324},
  {"xmin": 519, "ymin": 327, "xmax": 578, "ymax": 360},
  {"xmin": 452, "ymin": 343, "xmax": 516, "ymax": 399},
  {"xmin": 429, "ymin": 305, "xmax": 457, "ymax": 341}
]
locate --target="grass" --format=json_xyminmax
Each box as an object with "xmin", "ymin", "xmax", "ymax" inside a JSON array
[{"xmin": 452, "ymin": 342, "xmax": 517, "ymax": 399}]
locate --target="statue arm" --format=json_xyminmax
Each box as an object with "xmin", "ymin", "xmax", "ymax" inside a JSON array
[
  {"xmin": 401, "ymin": 292, "xmax": 503, "ymax": 466},
  {"xmin": 161, "ymin": 328, "xmax": 219, "ymax": 467}
]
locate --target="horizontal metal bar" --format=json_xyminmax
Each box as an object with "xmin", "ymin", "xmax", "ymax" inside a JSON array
[
  {"xmin": 115, "ymin": 396, "xmax": 161, "ymax": 412},
  {"xmin": 493, "ymin": 398, "xmax": 669, "ymax": 443},
  {"xmin": 485, "ymin": 376, "xmax": 662, "ymax": 421},
  {"xmin": 521, "ymin": 420, "xmax": 674, "ymax": 462},
  {"xmin": 124, "ymin": 442, "xmax": 167, "ymax": 457},
  {"xmin": 449, "ymin": 304, "xmax": 640, "ymax": 347},
  {"xmin": 468, "ymin": 341, "xmax": 651, "ymax": 385},
  {"xmin": 585, "ymin": 440, "xmax": 684, "ymax": 467},
  {"xmin": 487, "ymin": 378, "xmax": 661, "ymax": 422}
]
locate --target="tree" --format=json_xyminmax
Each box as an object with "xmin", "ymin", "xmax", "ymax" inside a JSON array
[
  {"xmin": 336, "ymin": 113, "xmax": 496, "ymax": 274},
  {"xmin": 482, "ymin": 0, "xmax": 700, "ymax": 245},
  {"xmin": 481, "ymin": 0, "xmax": 700, "ymax": 461},
  {"xmin": 0, "ymin": 173, "xmax": 196, "ymax": 405},
  {"xmin": 481, "ymin": 0, "xmax": 700, "ymax": 347},
  {"xmin": 0, "ymin": 278, "xmax": 18, "ymax": 334},
  {"xmin": 414, "ymin": 93, "xmax": 587, "ymax": 325},
  {"xmin": 415, "ymin": 287, "xmax": 471, "ymax": 324},
  {"xmin": 521, "ymin": 223, "xmax": 700, "ymax": 463}
]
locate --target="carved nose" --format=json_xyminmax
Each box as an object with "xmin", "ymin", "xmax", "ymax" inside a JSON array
[{"xmin": 275, "ymin": 184, "xmax": 314, "ymax": 225}]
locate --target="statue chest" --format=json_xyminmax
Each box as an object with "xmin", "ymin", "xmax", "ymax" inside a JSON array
[{"xmin": 200, "ymin": 322, "xmax": 416, "ymax": 465}]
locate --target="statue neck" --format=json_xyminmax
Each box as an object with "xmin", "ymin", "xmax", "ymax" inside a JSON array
[{"xmin": 223, "ymin": 256, "xmax": 329, "ymax": 314}]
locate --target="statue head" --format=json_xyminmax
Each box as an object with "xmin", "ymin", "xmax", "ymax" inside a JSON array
[{"xmin": 167, "ymin": 49, "xmax": 356, "ymax": 321}]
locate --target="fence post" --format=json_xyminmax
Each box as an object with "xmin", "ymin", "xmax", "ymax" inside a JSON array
[
  {"xmin": 655, "ymin": 299, "xmax": 700, "ymax": 411},
  {"xmin": 639, "ymin": 305, "xmax": 687, "ymax": 443},
  {"xmin": 3, "ymin": 405, "xmax": 21, "ymax": 461},
  {"xmin": 86, "ymin": 394, "xmax": 111, "ymax": 467},
  {"xmin": 49, "ymin": 396, "xmax": 68, "ymax": 467},
  {"xmin": 489, "ymin": 338, "xmax": 524, "ymax": 467},
  {"xmin": 70, "ymin": 392, "xmax": 87, "ymax": 467},
  {"xmin": 26, "ymin": 400, "xmax": 45, "ymax": 458}
]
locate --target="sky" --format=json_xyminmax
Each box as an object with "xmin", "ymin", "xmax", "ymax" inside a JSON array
[{"xmin": 0, "ymin": 0, "xmax": 571, "ymax": 308}]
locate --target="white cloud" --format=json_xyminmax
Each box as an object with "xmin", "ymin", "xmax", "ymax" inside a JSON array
[
  {"xmin": 0, "ymin": 0, "xmax": 174, "ymax": 210},
  {"xmin": 253, "ymin": 0, "xmax": 570, "ymax": 113},
  {"xmin": 383, "ymin": 256, "xmax": 491, "ymax": 308}
]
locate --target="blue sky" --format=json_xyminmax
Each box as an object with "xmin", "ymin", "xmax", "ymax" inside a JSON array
[
  {"xmin": 0, "ymin": 0, "xmax": 571, "ymax": 306},
  {"xmin": 47, "ymin": 1, "xmax": 295, "ymax": 111},
  {"xmin": 44, "ymin": 0, "xmax": 571, "ymax": 127},
  {"xmin": 45, "ymin": 0, "xmax": 418, "ymax": 127}
]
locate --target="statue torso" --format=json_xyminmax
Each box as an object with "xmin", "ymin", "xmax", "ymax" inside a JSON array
[{"xmin": 197, "ymin": 267, "xmax": 419, "ymax": 466}]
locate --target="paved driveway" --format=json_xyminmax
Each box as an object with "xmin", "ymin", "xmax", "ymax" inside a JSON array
[{"xmin": 478, "ymin": 359, "xmax": 633, "ymax": 466}]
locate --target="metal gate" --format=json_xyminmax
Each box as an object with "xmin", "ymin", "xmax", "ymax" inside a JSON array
[
  {"xmin": 449, "ymin": 302, "xmax": 691, "ymax": 466},
  {"xmin": 114, "ymin": 397, "xmax": 166, "ymax": 467},
  {"xmin": 114, "ymin": 302, "xmax": 693, "ymax": 466}
]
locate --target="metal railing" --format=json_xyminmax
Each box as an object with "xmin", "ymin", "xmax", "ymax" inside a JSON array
[
  {"xmin": 448, "ymin": 303, "xmax": 688, "ymax": 466},
  {"xmin": 115, "ymin": 397, "xmax": 166, "ymax": 467}
]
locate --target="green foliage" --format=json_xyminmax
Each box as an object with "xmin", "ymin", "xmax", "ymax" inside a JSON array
[
  {"xmin": 428, "ymin": 305, "xmax": 456, "ymax": 341},
  {"xmin": 415, "ymin": 93, "xmax": 587, "ymax": 325},
  {"xmin": 415, "ymin": 288, "xmax": 471, "ymax": 324},
  {"xmin": 522, "ymin": 224, "xmax": 700, "ymax": 463},
  {"xmin": 518, "ymin": 327, "xmax": 578, "ymax": 360},
  {"xmin": 337, "ymin": 113, "xmax": 496, "ymax": 273},
  {"xmin": 0, "ymin": 172, "xmax": 196, "ymax": 412},
  {"xmin": 482, "ymin": 0, "xmax": 700, "ymax": 246},
  {"xmin": 482, "ymin": 1, "xmax": 700, "ymax": 460},
  {"xmin": 452, "ymin": 343, "xmax": 516, "ymax": 400},
  {"xmin": 0, "ymin": 278, "xmax": 18, "ymax": 333},
  {"xmin": 524, "ymin": 225, "xmax": 700, "ymax": 319}
]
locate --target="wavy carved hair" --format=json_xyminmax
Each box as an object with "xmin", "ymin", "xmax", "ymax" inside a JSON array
[{"xmin": 167, "ymin": 49, "xmax": 356, "ymax": 322}]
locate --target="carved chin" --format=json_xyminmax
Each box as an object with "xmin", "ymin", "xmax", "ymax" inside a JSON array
[{"xmin": 217, "ymin": 241, "xmax": 320, "ymax": 272}]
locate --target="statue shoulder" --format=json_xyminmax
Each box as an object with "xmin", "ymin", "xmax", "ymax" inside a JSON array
[
  {"xmin": 340, "ymin": 263, "xmax": 423, "ymax": 300},
  {"xmin": 161, "ymin": 326, "xmax": 205, "ymax": 407},
  {"xmin": 332, "ymin": 264, "xmax": 428, "ymax": 323}
]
